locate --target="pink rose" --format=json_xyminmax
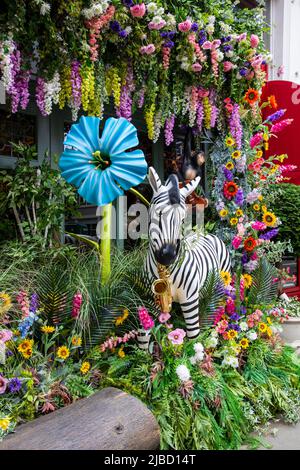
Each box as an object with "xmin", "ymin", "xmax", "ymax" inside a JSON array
[
  {"xmin": 191, "ymin": 63, "xmax": 202, "ymax": 72},
  {"xmin": 223, "ymin": 61, "xmax": 234, "ymax": 72},
  {"xmin": 0, "ymin": 330, "xmax": 13, "ymax": 343},
  {"xmin": 232, "ymin": 236, "xmax": 242, "ymax": 249},
  {"xmin": 202, "ymin": 40, "xmax": 212, "ymax": 50},
  {"xmin": 250, "ymin": 34, "xmax": 259, "ymax": 48},
  {"xmin": 130, "ymin": 3, "xmax": 146, "ymax": 18},
  {"xmin": 212, "ymin": 39, "xmax": 221, "ymax": 48},
  {"xmin": 148, "ymin": 20, "xmax": 166, "ymax": 30},
  {"xmin": 178, "ymin": 20, "xmax": 192, "ymax": 32},
  {"xmin": 168, "ymin": 328, "xmax": 186, "ymax": 345},
  {"xmin": 140, "ymin": 44, "xmax": 156, "ymax": 55},
  {"xmin": 158, "ymin": 312, "xmax": 171, "ymax": 324}
]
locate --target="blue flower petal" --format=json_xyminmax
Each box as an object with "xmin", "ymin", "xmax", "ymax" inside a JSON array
[
  {"xmin": 100, "ymin": 117, "xmax": 139, "ymax": 157},
  {"xmin": 65, "ymin": 116, "xmax": 101, "ymax": 155},
  {"xmin": 77, "ymin": 168, "xmax": 124, "ymax": 206},
  {"xmin": 97, "ymin": 169, "xmax": 124, "ymax": 205},
  {"xmin": 109, "ymin": 150, "xmax": 147, "ymax": 190},
  {"xmin": 59, "ymin": 150, "xmax": 92, "ymax": 187}
]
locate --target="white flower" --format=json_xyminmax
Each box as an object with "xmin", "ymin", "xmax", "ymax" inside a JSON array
[
  {"xmin": 195, "ymin": 351, "xmax": 204, "ymax": 361},
  {"xmin": 165, "ymin": 13, "xmax": 176, "ymax": 27},
  {"xmin": 194, "ymin": 342, "xmax": 204, "ymax": 354},
  {"xmin": 247, "ymin": 331, "xmax": 258, "ymax": 341},
  {"xmin": 124, "ymin": 26, "xmax": 132, "ymax": 34},
  {"xmin": 152, "ymin": 15, "xmax": 163, "ymax": 24},
  {"xmin": 190, "ymin": 356, "xmax": 197, "ymax": 365},
  {"xmin": 156, "ymin": 7, "xmax": 164, "ymax": 16},
  {"xmin": 180, "ymin": 62, "xmax": 190, "ymax": 71},
  {"xmin": 222, "ymin": 355, "xmax": 239, "ymax": 368},
  {"xmin": 208, "ymin": 15, "xmax": 216, "ymax": 24},
  {"xmin": 40, "ymin": 2, "xmax": 51, "ymax": 15},
  {"xmin": 216, "ymin": 51, "xmax": 224, "ymax": 62},
  {"xmin": 240, "ymin": 322, "xmax": 249, "ymax": 332},
  {"xmin": 206, "ymin": 24, "xmax": 214, "ymax": 35},
  {"xmin": 205, "ymin": 336, "xmax": 218, "ymax": 348},
  {"xmin": 176, "ymin": 364, "xmax": 191, "ymax": 382},
  {"xmin": 147, "ymin": 2, "xmax": 157, "ymax": 14},
  {"xmin": 225, "ymin": 50, "xmax": 234, "ymax": 58}
]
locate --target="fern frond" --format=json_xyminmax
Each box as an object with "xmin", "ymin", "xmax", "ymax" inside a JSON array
[
  {"xmin": 199, "ymin": 270, "xmax": 224, "ymax": 326},
  {"xmin": 247, "ymin": 258, "xmax": 278, "ymax": 306}
]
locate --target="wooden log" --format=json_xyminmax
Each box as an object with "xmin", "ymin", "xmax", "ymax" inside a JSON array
[{"xmin": 0, "ymin": 387, "xmax": 160, "ymax": 450}]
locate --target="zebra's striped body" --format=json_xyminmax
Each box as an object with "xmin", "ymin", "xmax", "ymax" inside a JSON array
[{"xmin": 146, "ymin": 167, "xmax": 231, "ymax": 339}]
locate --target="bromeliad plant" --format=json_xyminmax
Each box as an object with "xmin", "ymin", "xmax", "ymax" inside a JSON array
[{"xmin": 59, "ymin": 115, "xmax": 148, "ymax": 284}]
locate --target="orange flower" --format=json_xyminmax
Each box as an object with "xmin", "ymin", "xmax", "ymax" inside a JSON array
[
  {"xmin": 223, "ymin": 181, "xmax": 239, "ymax": 199},
  {"xmin": 244, "ymin": 88, "xmax": 260, "ymax": 106},
  {"xmin": 244, "ymin": 237, "xmax": 257, "ymax": 252},
  {"xmin": 268, "ymin": 95, "xmax": 278, "ymax": 109}
]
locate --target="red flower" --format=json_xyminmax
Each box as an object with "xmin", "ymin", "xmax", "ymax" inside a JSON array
[
  {"xmin": 244, "ymin": 237, "xmax": 257, "ymax": 252},
  {"xmin": 223, "ymin": 181, "xmax": 239, "ymax": 199}
]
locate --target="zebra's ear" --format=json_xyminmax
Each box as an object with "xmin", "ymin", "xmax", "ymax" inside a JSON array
[
  {"xmin": 148, "ymin": 166, "xmax": 163, "ymax": 193},
  {"xmin": 180, "ymin": 176, "xmax": 201, "ymax": 198}
]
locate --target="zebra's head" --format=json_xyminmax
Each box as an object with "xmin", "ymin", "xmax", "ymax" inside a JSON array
[{"xmin": 148, "ymin": 167, "xmax": 200, "ymax": 266}]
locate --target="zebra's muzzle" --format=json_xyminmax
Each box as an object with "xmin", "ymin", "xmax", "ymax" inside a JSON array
[{"xmin": 154, "ymin": 243, "xmax": 178, "ymax": 266}]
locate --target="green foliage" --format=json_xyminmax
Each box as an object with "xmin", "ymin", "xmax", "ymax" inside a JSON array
[
  {"xmin": 271, "ymin": 183, "xmax": 300, "ymax": 257},
  {"xmin": 198, "ymin": 270, "xmax": 224, "ymax": 323},
  {"xmin": 247, "ymin": 258, "xmax": 279, "ymax": 306}
]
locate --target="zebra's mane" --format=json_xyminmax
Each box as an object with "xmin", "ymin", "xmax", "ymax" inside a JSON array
[{"xmin": 166, "ymin": 174, "xmax": 180, "ymax": 205}]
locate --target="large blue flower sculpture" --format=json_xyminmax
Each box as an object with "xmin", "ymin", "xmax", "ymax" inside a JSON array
[{"xmin": 59, "ymin": 116, "xmax": 148, "ymax": 206}]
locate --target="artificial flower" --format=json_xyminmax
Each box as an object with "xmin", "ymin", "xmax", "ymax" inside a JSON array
[
  {"xmin": 115, "ymin": 309, "xmax": 129, "ymax": 326},
  {"xmin": 80, "ymin": 361, "xmax": 91, "ymax": 374},
  {"xmin": 262, "ymin": 211, "xmax": 277, "ymax": 227},
  {"xmin": 244, "ymin": 237, "xmax": 257, "ymax": 252},
  {"xmin": 130, "ymin": 3, "xmax": 146, "ymax": 17},
  {"xmin": 56, "ymin": 346, "xmax": 70, "ymax": 360},
  {"xmin": 220, "ymin": 271, "xmax": 231, "ymax": 286},
  {"xmin": 239, "ymin": 338, "xmax": 249, "ymax": 349},
  {"xmin": 236, "ymin": 209, "xmax": 243, "ymax": 217},
  {"xmin": 0, "ymin": 329, "xmax": 13, "ymax": 343},
  {"xmin": 0, "ymin": 375, "xmax": 8, "ymax": 394},
  {"xmin": 258, "ymin": 322, "xmax": 268, "ymax": 333},
  {"xmin": 158, "ymin": 312, "xmax": 171, "ymax": 324},
  {"xmin": 17, "ymin": 339, "xmax": 34, "ymax": 353},
  {"xmin": 253, "ymin": 204, "xmax": 260, "ymax": 211},
  {"xmin": 230, "ymin": 217, "xmax": 238, "ymax": 226},
  {"xmin": 232, "ymin": 150, "xmax": 241, "ymax": 159},
  {"xmin": 219, "ymin": 209, "xmax": 228, "ymax": 218},
  {"xmin": 268, "ymin": 95, "xmax": 278, "ymax": 109},
  {"xmin": 118, "ymin": 347, "xmax": 125, "ymax": 358},
  {"xmin": 244, "ymin": 88, "xmax": 259, "ymax": 105},
  {"xmin": 225, "ymin": 136, "xmax": 235, "ymax": 147},
  {"xmin": 0, "ymin": 417, "xmax": 10, "ymax": 431},
  {"xmin": 176, "ymin": 364, "xmax": 190, "ymax": 382},
  {"xmin": 138, "ymin": 306, "xmax": 154, "ymax": 330},
  {"xmin": 223, "ymin": 181, "xmax": 238, "ymax": 199},
  {"xmin": 225, "ymin": 161, "xmax": 234, "ymax": 170},
  {"xmin": 71, "ymin": 336, "xmax": 82, "ymax": 347},
  {"xmin": 59, "ymin": 116, "xmax": 147, "ymax": 206},
  {"xmin": 168, "ymin": 328, "xmax": 186, "ymax": 345},
  {"xmin": 242, "ymin": 274, "xmax": 252, "ymax": 288},
  {"xmin": 0, "ymin": 292, "xmax": 11, "ymax": 316},
  {"xmin": 8, "ymin": 377, "xmax": 22, "ymax": 393}
]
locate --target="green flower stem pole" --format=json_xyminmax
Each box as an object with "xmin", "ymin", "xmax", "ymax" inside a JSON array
[{"xmin": 100, "ymin": 202, "xmax": 112, "ymax": 285}]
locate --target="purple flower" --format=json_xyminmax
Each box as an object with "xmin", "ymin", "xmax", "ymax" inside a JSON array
[
  {"xmin": 230, "ymin": 313, "xmax": 241, "ymax": 322},
  {"xmin": 239, "ymin": 68, "xmax": 248, "ymax": 77},
  {"xmin": 160, "ymin": 32, "xmax": 168, "ymax": 38},
  {"xmin": 110, "ymin": 21, "xmax": 121, "ymax": 33},
  {"xmin": 259, "ymin": 228, "xmax": 279, "ymax": 240},
  {"xmin": 8, "ymin": 377, "xmax": 22, "ymax": 393},
  {"xmin": 164, "ymin": 115, "xmax": 175, "ymax": 146},
  {"xmin": 210, "ymin": 105, "xmax": 219, "ymax": 128},
  {"xmin": 223, "ymin": 45, "xmax": 233, "ymax": 53},
  {"xmin": 266, "ymin": 109, "xmax": 286, "ymax": 123},
  {"xmin": 234, "ymin": 188, "xmax": 244, "ymax": 207},
  {"xmin": 228, "ymin": 324, "xmax": 241, "ymax": 332},
  {"xmin": 70, "ymin": 60, "xmax": 82, "ymax": 111},
  {"xmin": 29, "ymin": 292, "xmax": 39, "ymax": 314},
  {"xmin": 240, "ymin": 306, "xmax": 247, "ymax": 315},
  {"xmin": 168, "ymin": 31, "xmax": 176, "ymax": 39},
  {"xmin": 119, "ymin": 30, "xmax": 128, "ymax": 38},
  {"xmin": 198, "ymin": 30, "xmax": 207, "ymax": 46},
  {"xmin": 191, "ymin": 22, "xmax": 199, "ymax": 32},
  {"xmin": 164, "ymin": 40, "xmax": 174, "ymax": 48},
  {"xmin": 229, "ymin": 103, "xmax": 243, "ymax": 149},
  {"xmin": 5, "ymin": 349, "xmax": 13, "ymax": 358},
  {"xmin": 241, "ymin": 252, "xmax": 248, "ymax": 265},
  {"xmin": 123, "ymin": 0, "xmax": 134, "ymax": 6},
  {"xmin": 223, "ymin": 166, "xmax": 233, "ymax": 181}
]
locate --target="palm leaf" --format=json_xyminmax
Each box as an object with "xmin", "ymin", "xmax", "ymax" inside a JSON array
[
  {"xmin": 247, "ymin": 258, "xmax": 278, "ymax": 306},
  {"xmin": 199, "ymin": 270, "xmax": 224, "ymax": 326}
]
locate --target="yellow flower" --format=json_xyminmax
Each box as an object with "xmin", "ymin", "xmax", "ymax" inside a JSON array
[
  {"xmin": 0, "ymin": 417, "xmax": 10, "ymax": 431},
  {"xmin": 118, "ymin": 347, "xmax": 125, "ymax": 359},
  {"xmin": 225, "ymin": 161, "xmax": 234, "ymax": 170},
  {"xmin": 220, "ymin": 271, "xmax": 232, "ymax": 286},
  {"xmin": 261, "ymin": 205, "xmax": 268, "ymax": 213},
  {"xmin": 56, "ymin": 346, "xmax": 70, "ymax": 360},
  {"xmin": 219, "ymin": 209, "xmax": 228, "ymax": 218},
  {"xmin": 258, "ymin": 195, "xmax": 263, "ymax": 201},
  {"xmin": 232, "ymin": 150, "xmax": 241, "ymax": 159},
  {"xmin": 263, "ymin": 133, "xmax": 269, "ymax": 141},
  {"xmin": 71, "ymin": 336, "xmax": 82, "ymax": 347},
  {"xmin": 225, "ymin": 137, "xmax": 235, "ymax": 147},
  {"xmin": 267, "ymin": 317, "xmax": 272, "ymax": 325},
  {"xmin": 18, "ymin": 339, "xmax": 34, "ymax": 353},
  {"xmin": 22, "ymin": 348, "xmax": 33, "ymax": 359},
  {"xmin": 242, "ymin": 274, "xmax": 253, "ymax": 289},
  {"xmin": 239, "ymin": 338, "xmax": 249, "ymax": 349},
  {"xmin": 266, "ymin": 326, "xmax": 273, "ymax": 337},
  {"xmin": 277, "ymin": 154, "xmax": 287, "ymax": 163},
  {"xmin": 262, "ymin": 211, "xmax": 277, "ymax": 227},
  {"xmin": 0, "ymin": 292, "xmax": 12, "ymax": 316},
  {"xmin": 258, "ymin": 322, "xmax": 267, "ymax": 333},
  {"xmin": 115, "ymin": 309, "xmax": 129, "ymax": 326},
  {"xmin": 236, "ymin": 209, "xmax": 244, "ymax": 217},
  {"xmin": 228, "ymin": 329, "xmax": 238, "ymax": 339},
  {"xmin": 253, "ymin": 204, "xmax": 260, "ymax": 211},
  {"xmin": 270, "ymin": 164, "xmax": 279, "ymax": 174},
  {"xmin": 230, "ymin": 218, "xmax": 238, "ymax": 226},
  {"xmin": 41, "ymin": 325, "xmax": 55, "ymax": 334},
  {"xmin": 264, "ymin": 142, "xmax": 269, "ymax": 151},
  {"xmin": 80, "ymin": 361, "xmax": 91, "ymax": 374},
  {"xmin": 256, "ymin": 150, "xmax": 263, "ymax": 158}
]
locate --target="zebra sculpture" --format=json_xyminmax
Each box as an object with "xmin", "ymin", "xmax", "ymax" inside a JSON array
[{"xmin": 146, "ymin": 167, "xmax": 231, "ymax": 339}]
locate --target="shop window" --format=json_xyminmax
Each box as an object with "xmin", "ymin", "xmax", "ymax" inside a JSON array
[{"xmin": 0, "ymin": 109, "xmax": 37, "ymax": 157}]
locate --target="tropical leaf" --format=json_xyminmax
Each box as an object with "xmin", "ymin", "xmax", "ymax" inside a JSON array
[
  {"xmin": 199, "ymin": 270, "xmax": 224, "ymax": 326},
  {"xmin": 247, "ymin": 258, "xmax": 278, "ymax": 306},
  {"xmin": 66, "ymin": 232, "xmax": 100, "ymax": 252}
]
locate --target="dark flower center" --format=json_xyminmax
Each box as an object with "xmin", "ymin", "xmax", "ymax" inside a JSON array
[{"xmin": 91, "ymin": 150, "xmax": 111, "ymax": 170}]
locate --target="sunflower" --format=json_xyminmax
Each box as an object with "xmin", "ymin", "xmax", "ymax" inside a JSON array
[
  {"xmin": 253, "ymin": 204, "xmax": 260, "ymax": 211},
  {"xmin": 225, "ymin": 161, "xmax": 234, "ymax": 170},
  {"xmin": 219, "ymin": 209, "xmax": 228, "ymax": 218},
  {"xmin": 258, "ymin": 322, "xmax": 267, "ymax": 333},
  {"xmin": 266, "ymin": 326, "xmax": 273, "ymax": 337},
  {"xmin": 230, "ymin": 217, "xmax": 238, "ymax": 226},
  {"xmin": 261, "ymin": 205, "xmax": 267, "ymax": 212},
  {"xmin": 257, "ymin": 195, "xmax": 263, "ymax": 201},
  {"xmin": 227, "ymin": 329, "xmax": 238, "ymax": 340},
  {"xmin": 223, "ymin": 181, "xmax": 239, "ymax": 199},
  {"xmin": 262, "ymin": 211, "xmax": 277, "ymax": 227},
  {"xmin": 268, "ymin": 95, "xmax": 278, "ymax": 109},
  {"xmin": 18, "ymin": 339, "xmax": 34, "ymax": 353},
  {"xmin": 41, "ymin": 325, "xmax": 55, "ymax": 334},
  {"xmin": 0, "ymin": 292, "xmax": 12, "ymax": 316},
  {"xmin": 220, "ymin": 271, "xmax": 232, "ymax": 286},
  {"xmin": 242, "ymin": 274, "xmax": 253, "ymax": 288},
  {"xmin": 244, "ymin": 88, "xmax": 260, "ymax": 105},
  {"xmin": 80, "ymin": 361, "xmax": 91, "ymax": 374},
  {"xmin": 56, "ymin": 346, "xmax": 70, "ymax": 360},
  {"xmin": 225, "ymin": 136, "xmax": 235, "ymax": 147},
  {"xmin": 232, "ymin": 150, "xmax": 241, "ymax": 159},
  {"xmin": 244, "ymin": 237, "xmax": 257, "ymax": 252},
  {"xmin": 71, "ymin": 336, "xmax": 82, "ymax": 347},
  {"xmin": 22, "ymin": 348, "xmax": 33, "ymax": 359},
  {"xmin": 239, "ymin": 338, "xmax": 249, "ymax": 349},
  {"xmin": 236, "ymin": 209, "xmax": 244, "ymax": 217}
]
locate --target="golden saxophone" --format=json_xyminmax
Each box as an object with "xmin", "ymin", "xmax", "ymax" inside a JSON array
[{"xmin": 151, "ymin": 264, "xmax": 172, "ymax": 313}]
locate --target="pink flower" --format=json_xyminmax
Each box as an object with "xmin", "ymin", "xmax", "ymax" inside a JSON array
[
  {"xmin": 212, "ymin": 39, "xmax": 221, "ymax": 48},
  {"xmin": 250, "ymin": 132, "xmax": 263, "ymax": 149},
  {"xmin": 271, "ymin": 119, "xmax": 293, "ymax": 134},
  {"xmin": 140, "ymin": 44, "xmax": 156, "ymax": 55},
  {"xmin": 138, "ymin": 306, "xmax": 154, "ymax": 330},
  {"xmin": 237, "ymin": 223, "xmax": 246, "ymax": 237},
  {"xmin": 0, "ymin": 330, "xmax": 13, "ymax": 343},
  {"xmin": 223, "ymin": 61, "xmax": 234, "ymax": 72},
  {"xmin": 0, "ymin": 375, "xmax": 8, "ymax": 394},
  {"xmin": 232, "ymin": 236, "xmax": 242, "ymax": 249},
  {"xmin": 168, "ymin": 328, "xmax": 186, "ymax": 345},
  {"xmin": 42, "ymin": 401, "xmax": 56, "ymax": 414},
  {"xmin": 130, "ymin": 3, "xmax": 146, "ymax": 17},
  {"xmin": 238, "ymin": 33, "xmax": 247, "ymax": 42},
  {"xmin": 148, "ymin": 20, "xmax": 166, "ymax": 30},
  {"xmin": 226, "ymin": 298, "xmax": 235, "ymax": 315},
  {"xmin": 71, "ymin": 292, "xmax": 82, "ymax": 319},
  {"xmin": 216, "ymin": 320, "xmax": 228, "ymax": 334},
  {"xmin": 250, "ymin": 34, "xmax": 259, "ymax": 48},
  {"xmin": 252, "ymin": 221, "xmax": 267, "ymax": 231},
  {"xmin": 202, "ymin": 41, "xmax": 212, "ymax": 50},
  {"xmin": 178, "ymin": 20, "xmax": 192, "ymax": 32},
  {"xmin": 191, "ymin": 63, "xmax": 202, "ymax": 72},
  {"xmin": 158, "ymin": 312, "xmax": 171, "ymax": 324}
]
